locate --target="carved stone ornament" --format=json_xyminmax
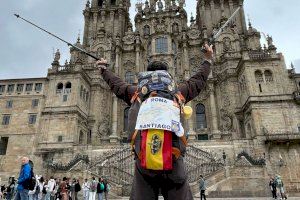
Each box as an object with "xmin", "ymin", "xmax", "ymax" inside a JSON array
[
  {"xmin": 187, "ymin": 26, "xmax": 201, "ymax": 40},
  {"xmin": 219, "ymin": 108, "xmax": 233, "ymax": 132},
  {"xmin": 154, "ymin": 18, "xmax": 167, "ymax": 33},
  {"xmin": 97, "ymin": 115, "xmax": 111, "ymax": 138},
  {"xmin": 123, "ymin": 60, "xmax": 135, "ymax": 71},
  {"xmin": 122, "ymin": 29, "xmax": 135, "ymax": 45}
]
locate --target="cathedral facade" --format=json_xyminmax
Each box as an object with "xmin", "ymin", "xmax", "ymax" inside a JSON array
[{"xmin": 1, "ymin": 0, "xmax": 300, "ymax": 196}]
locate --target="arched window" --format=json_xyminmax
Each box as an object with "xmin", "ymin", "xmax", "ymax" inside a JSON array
[
  {"xmin": 56, "ymin": 83, "xmax": 63, "ymax": 94},
  {"xmin": 196, "ymin": 104, "xmax": 207, "ymax": 129},
  {"xmin": 255, "ymin": 70, "xmax": 264, "ymax": 83},
  {"xmin": 264, "ymin": 70, "xmax": 273, "ymax": 82},
  {"xmin": 79, "ymin": 131, "xmax": 84, "ymax": 144},
  {"xmin": 124, "ymin": 107, "xmax": 130, "ymax": 132},
  {"xmin": 144, "ymin": 25, "xmax": 150, "ymax": 36},
  {"xmin": 65, "ymin": 82, "xmax": 72, "ymax": 93},
  {"xmin": 66, "ymin": 82, "xmax": 72, "ymax": 88},
  {"xmin": 125, "ymin": 71, "xmax": 135, "ymax": 84},
  {"xmin": 155, "ymin": 37, "xmax": 168, "ymax": 53}
]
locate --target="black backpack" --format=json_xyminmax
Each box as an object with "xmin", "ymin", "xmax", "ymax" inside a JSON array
[{"xmin": 24, "ymin": 169, "xmax": 36, "ymax": 191}]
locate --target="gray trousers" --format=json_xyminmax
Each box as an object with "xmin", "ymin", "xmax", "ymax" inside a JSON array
[{"xmin": 130, "ymin": 158, "xmax": 193, "ymax": 200}]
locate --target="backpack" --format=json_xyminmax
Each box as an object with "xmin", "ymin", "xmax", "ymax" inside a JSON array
[
  {"xmin": 25, "ymin": 169, "xmax": 36, "ymax": 191},
  {"xmin": 35, "ymin": 184, "xmax": 40, "ymax": 194},
  {"xmin": 277, "ymin": 178, "xmax": 283, "ymax": 187},
  {"xmin": 100, "ymin": 183, "xmax": 104, "ymax": 191}
]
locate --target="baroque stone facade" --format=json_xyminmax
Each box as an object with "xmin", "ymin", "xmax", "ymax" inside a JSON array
[{"xmin": 1, "ymin": 0, "xmax": 300, "ymax": 196}]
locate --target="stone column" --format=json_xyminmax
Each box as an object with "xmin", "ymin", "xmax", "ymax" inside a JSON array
[
  {"xmin": 135, "ymin": 35, "xmax": 141, "ymax": 73},
  {"xmin": 109, "ymin": 95, "xmax": 119, "ymax": 143},
  {"xmin": 209, "ymin": 82, "xmax": 220, "ymax": 138},
  {"xmin": 110, "ymin": 46, "xmax": 120, "ymax": 143},
  {"xmin": 182, "ymin": 39, "xmax": 189, "ymax": 80}
]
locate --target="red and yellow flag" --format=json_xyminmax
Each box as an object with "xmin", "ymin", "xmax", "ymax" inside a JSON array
[{"xmin": 140, "ymin": 129, "xmax": 173, "ymax": 170}]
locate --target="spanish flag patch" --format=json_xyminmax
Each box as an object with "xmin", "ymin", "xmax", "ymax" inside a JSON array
[{"xmin": 140, "ymin": 129, "xmax": 173, "ymax": 170}]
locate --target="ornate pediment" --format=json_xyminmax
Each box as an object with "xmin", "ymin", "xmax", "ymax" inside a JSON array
[{"xmin": 187, "ymin": 26, "xmax": 201, "ymax": 40}]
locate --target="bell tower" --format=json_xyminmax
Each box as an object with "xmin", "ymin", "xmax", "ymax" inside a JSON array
[{"xmin": 82, "ymin": 0, "xmax": 131, "ymax": 51}]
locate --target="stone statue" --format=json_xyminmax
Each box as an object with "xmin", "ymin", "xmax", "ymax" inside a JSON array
[{"xmin": 54, "ymin": 49, "xmax": 60, "ymax": 62}]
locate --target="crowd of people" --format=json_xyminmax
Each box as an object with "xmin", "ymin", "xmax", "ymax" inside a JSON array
[{"xmin": 0, "ymin": 176, "xmax": 110, "ymax": 200}]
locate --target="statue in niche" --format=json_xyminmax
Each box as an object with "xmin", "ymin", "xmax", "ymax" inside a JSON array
[
  {"xmin": 172, "ymin": 23, "xmax": 179, "ymax": 33},
  {"xmin": 144, "ymin": 25, "xmax": 150, "ymax": 36},
  {"xmin": 223, "ymin": 37, "xmax": 232, "ymax": 52},
  {"xmin": 97, "ymin": 47, "xmax": 105, "ymax": 58}
]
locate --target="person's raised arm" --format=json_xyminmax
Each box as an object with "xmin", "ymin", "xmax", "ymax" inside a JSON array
[
  {"xmin": 96, "ymin": 58, "xmax": 137, "ymax": 105},
  {"xmin": 178, "ymin": 44, "xmax": 213, "ymax": 103}
]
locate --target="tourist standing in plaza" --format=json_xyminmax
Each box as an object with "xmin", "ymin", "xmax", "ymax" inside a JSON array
[
  {"xmin": 88, "ymin": 177, "xmax": 97, "ymax": 200},
  {"xmin": 96, "ymin": 178, "xmax": 104, "ymax": 200},
  {"xmin": 199, "ymin": 175, "xmax": 207, "ymax": 200},
  {"xmin": 45, "ymin": 176, "xmax": 55, "ymax": 200},
  {"xmin": 14, "ymin": 157, "xmax": 31, "ymax": 200},
  {"xmin": 103, "ymin": 179, "xmax": 110, "ymax": 200},
  {"xmin": 59, "ymin": 177, "xmax": 68, "ymax": 200},
  {"xmin": 6, "ymin": 177, "xmax": 16, "ymax": 200},
  {"xmin": 269, "ymin": 177, "xmax": 277, "ymax": 199},
  {"xmin": 74, "ymin": 179, "xmax": 81, "ymax": 200},
  {"xmin": 96, "ymin": 44, "xmax": 213, "ymax": 200},
  {"xmin": 82, "ymin": 179, "xmax": 89, "ymax": 200},
  {"xmin": 275, "ymin": 175, "xmax": 287, "ymax": 199}
]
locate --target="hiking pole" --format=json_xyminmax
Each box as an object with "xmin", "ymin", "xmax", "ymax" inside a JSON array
[
  {"xmin": 14, "ymin": 14, "xmax": 108, "ymax": 66},
  {"xmin": 201, "ymin": 6, "xmax": 241, "ymax": 53}
]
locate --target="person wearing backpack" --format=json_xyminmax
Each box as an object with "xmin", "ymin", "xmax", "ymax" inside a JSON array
[
  {"xmin": 14, "ymin": 157, "xmax": 32, "ymax": 200},
  {"xmin": 275, "ymin": 175, "xmax": 287, "ymax": 199},
  {"xmin": 96, "ymin": 178, "xmax": 104, "ymax": 200},
  {"xmin": 96, "ymin": 45, "xmax": 213, "ymax": 200},
  {"xmin": 88, "ymin": 177, "xmax": 97, "ymax": 200}
]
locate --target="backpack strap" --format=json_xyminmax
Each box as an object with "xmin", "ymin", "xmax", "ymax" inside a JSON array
[{"xmin": 180, "ymin": 135, "xmax": 188, "ymax": 147}]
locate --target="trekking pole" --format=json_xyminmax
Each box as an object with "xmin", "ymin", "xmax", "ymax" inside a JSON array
[
  {"xmin": 14, "ymin": 14, "xmax": 109, "ymax": 66},
  {"xmin": 201, "ymin": 6, "xmax": 241, "ymax": 53}
]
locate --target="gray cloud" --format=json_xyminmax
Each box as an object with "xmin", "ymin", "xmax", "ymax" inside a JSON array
[{"xmin": 0, "ymin": 0, "xmax": 299, "ymax": 80}]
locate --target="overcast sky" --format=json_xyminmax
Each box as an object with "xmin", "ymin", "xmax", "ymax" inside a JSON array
[{"xmin": 0, "ymin": 0, "xmax": 299, "ymax": 79}]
